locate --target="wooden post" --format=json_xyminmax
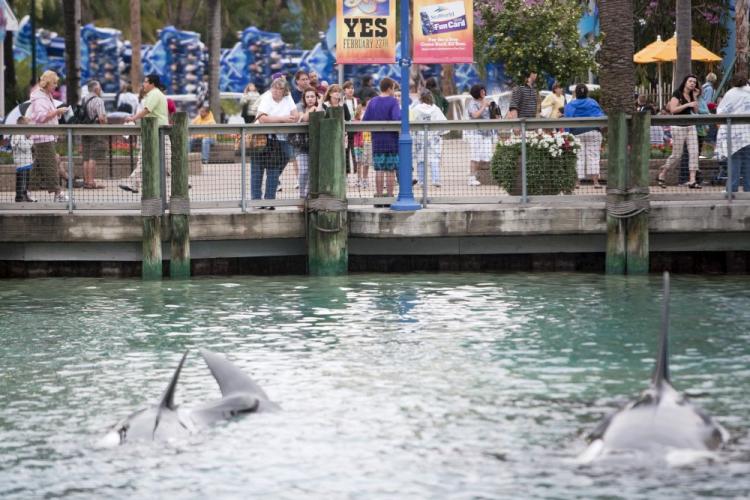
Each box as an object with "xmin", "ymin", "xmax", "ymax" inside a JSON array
[
  {"xmin": 605, "ymin": 113, "xmax": 627, "ymax": 275},
  {"xmin": 141, "ymin": 117, "xmax": 163, "ymax": 280},
  {"xmin": 307, "ymin": 107, "xmax": 348, "ymax": 275},
  {"xmin": 169, "ymin": 112, "xmax": 191, "ymax": 279},
  {"xmin": 626, "ymin": 112, "xmax": 651, "ymax": 274}
]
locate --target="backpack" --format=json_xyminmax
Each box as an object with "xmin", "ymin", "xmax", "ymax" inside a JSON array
[{"xmin": 69, "ymin": 96, "xmax": 97, "ymax": 124}]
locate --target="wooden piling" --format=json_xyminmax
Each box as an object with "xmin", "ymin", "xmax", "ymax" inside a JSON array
[
  {"xmin": 307, "ymin": 107, "xmax": 348, "ymax": 275},
  {"xmin": 626, "ymin": 111, "xmax": 651, "ymax": 274},
  {"xmin": 605, "ymin": 113, "xmax": 627, "ymax": 275},
  {"xmin": 169, "ymin": 112, "xmax": 191, "ymax": 279},
  {"xmin": 141, "ymin": 116, "xmax": 163, "ymax": 280}
]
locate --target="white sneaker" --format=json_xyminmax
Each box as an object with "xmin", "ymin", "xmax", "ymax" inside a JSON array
[
  {"xmin": 467, "ymin": 176, "xmax": 480, "ymax": 186},
  {"xmin": 54, "ymin": 191, "xmax": 69, "ymax": 202},
  {"xmin": 362, "ymin": 180, "xmax": 369, "ymax": 188}
]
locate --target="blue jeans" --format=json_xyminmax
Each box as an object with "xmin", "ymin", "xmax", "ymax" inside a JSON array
[
  {"xmin": 729, "ymin": 144, "xmax": 750, "ymax": 192},
  {"xmin": 190, "ymin": 138, "xmax": 214, "ymax": 163},
  {"xmin": 250, "ymin": 138, "xmax": 292, "ymax": 200}
]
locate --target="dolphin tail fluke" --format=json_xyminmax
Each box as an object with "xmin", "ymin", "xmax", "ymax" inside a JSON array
[
  {"xmin": 652, "ymin": 272, "xmax": 670, "ymax": 386},
  {"xmin": 159, "ymin": 350, "xmax": 189, "ymax": 410}
]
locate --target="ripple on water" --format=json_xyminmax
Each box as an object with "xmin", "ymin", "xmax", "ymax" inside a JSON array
[{"xmin": 0, "ymin": 273, "xmax": 749, "ymax": 499}]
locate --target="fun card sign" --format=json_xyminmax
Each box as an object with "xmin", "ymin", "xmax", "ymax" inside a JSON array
[{"xmin": 413, "ymin": 0, "xmax": 473, "ymax": 63}]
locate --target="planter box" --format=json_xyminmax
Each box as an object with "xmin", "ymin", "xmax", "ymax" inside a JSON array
[{"xmin": 0, "ymin": 165, "xmax": 15, "ymax": 192}]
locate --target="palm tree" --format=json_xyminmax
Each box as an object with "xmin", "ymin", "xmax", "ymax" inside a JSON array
[
  {"xmin": 130, "ymin": 0, "xmax": 142, "ymax": 91},
  {"xmin": 207, "ymin": 0, "xmax": 221, "ymax": 118},
  {"xmin": 737, "ymin": 0, "xmax": 749, "ymax": 79},
  {"xmin": 598, "ymin": 0, "xmax": 634, "ymax": 113},
  {"xmin": 62, "ymin": 0, "xmax": 81, "ymax": 106},
  {"xmin": 674, "ymin": 0, "xmax": 692, "ymax": 86}
]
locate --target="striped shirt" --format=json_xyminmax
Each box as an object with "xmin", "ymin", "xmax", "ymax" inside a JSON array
[{"xmin": 509, "ymin": 85, "xmax": 538, "ymax": 118}]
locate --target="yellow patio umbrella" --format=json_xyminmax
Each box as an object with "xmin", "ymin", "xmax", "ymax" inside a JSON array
[
  {"xmin": 633, "ymin": 35, "xmax": 668, "ymax": 64},
  {"xmin": 633, "ymin": 35, "xmax": 722, "ymax": 108},
  {"xmin": 633, "ymin": 35, "xmax": 668, "ymax": 107},
  {"xmin": 650, "ymin": 35, "xmax": 722, "ymax": 63}
]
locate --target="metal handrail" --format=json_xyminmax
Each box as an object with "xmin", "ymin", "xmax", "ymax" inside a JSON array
[{"xmin": 3, "ymin": 114, "xmax": 750, "ymax": 136}]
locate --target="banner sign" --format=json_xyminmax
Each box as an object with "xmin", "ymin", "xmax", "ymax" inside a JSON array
[
  {"xmin": 413, "ymin": 0, "xmax": 473, "ymax": 63},
  {"xmin": 336, "ymin": 0, "xmax": 396, "ymax": 64}
]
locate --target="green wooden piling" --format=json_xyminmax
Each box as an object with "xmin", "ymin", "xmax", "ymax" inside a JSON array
[
  {"xmin": 307, "ymin": 107, "xmax": 348, "ymax": 276},
  {"xmin": 605, "ymin": 113, "xmax": 628, "ymax": 275},
  {"xmin": 169, "ymin": 112, "xmax": 191, "ymax": 279},
  {"xmin": 141, "ymin": 116, "xmax": 163, "ymax": 280},
  {"xmin": 626, "ymin": 111, "xmax": 651, "ymax": 274},
  {"xmin": 308, "ymin": 111, "xmax": 323, "ymax": 200}
]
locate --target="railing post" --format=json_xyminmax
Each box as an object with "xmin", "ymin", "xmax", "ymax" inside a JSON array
[
  {"xmin": 626, "ymin": 112, "xmax": 651, "ymax": 274},
  {"xmin": 726, "ymin": 118, "xmax": 733, "ymax": 202},
  {"xmin": 240, "ymin": 127, "xmax": 247, "ymax": 212},
  {"xmin": 159, "ymin": 128, "xmax": 168, "ymax": 213},
  {"xmin": 169, "ymin": 112, "xmax": 191, "ymax": 279},
  {"xmin": 141, "ymin": 117, "xmax": 163, "ymax": 280},
  {"xmin": 307, "ymin": 108, "xmax": 348, "ymax": 275},
  {"xmin": 605, "ymin": 112, "xmax": 628, "ymax": 275},
  {"xmin": 66, "ymin": 129, "xmax": 74, "ymax": 213},
  {"xmin": 520, "ymin": 120, "xmax": 528, "ymax": 203},
  {"xmin": 422, "ymin": 124, "xmax": 429, "ymax": 208}
]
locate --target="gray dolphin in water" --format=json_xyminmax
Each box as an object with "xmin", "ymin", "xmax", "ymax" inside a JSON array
[
  {"xmin": 578, "ymin": 272, "xmax": 729, "ymax": 463},
  {"xmin": 101, "ymin": 349, "xmax": 278, "ymax": 445}
]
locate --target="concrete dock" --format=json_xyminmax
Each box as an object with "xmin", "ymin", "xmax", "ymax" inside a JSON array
[{"xmin": 2, "ymin": 199, "xmax": 749, "ymax": 277}]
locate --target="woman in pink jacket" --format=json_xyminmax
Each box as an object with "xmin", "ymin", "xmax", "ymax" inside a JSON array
[{"xmin": 27, "ymin": 70, "xmax": 69, "ymax": 201}]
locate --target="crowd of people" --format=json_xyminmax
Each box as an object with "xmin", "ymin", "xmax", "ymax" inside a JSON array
[{"xmin": 7, "ymin": 66, "xmax": 745, "ymax": 205}]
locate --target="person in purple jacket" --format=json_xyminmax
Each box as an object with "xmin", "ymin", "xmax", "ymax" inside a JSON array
[{"xmin": 363, "ymin": 77, "xmax": 401, "ymax": 203}]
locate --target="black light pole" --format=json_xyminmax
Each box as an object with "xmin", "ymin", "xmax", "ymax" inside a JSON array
[{"xmin": 30, "ymin": 0, "xmax": 37, "ymax": 85}]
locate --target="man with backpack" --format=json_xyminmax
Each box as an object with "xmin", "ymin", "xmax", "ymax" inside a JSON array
[{"xmin": 80, "ymin": 80, "xmax": 108, "ymax": 189}]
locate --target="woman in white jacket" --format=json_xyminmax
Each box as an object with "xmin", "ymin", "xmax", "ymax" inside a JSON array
[
  {"xmin": 410, "ymin": 90, "xmax": 447, "ymax": 187},
  {"xmin": 716, "ymin": 75, "xmax": 750, "ymax": 193}
]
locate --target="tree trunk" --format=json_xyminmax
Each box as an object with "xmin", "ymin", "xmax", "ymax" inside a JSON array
[
  {"xmin": 674, "ymin": 0, "xmax": 692, "ymax": 87},
  {"xmin": 441, "ymin": 64, "xmax": 456, "ymax": 96},
  {"xmin": 62, "ymin": 0, "xmax": 82, "ymax": 107},
  {"xmin": 598, "ymin": 0, "xmax": 634, "ymax": 114},
  {"xmin": 207, "ymin": 0, "xmax": 221, "ymax": 120},
  {"xmin": 130, "ymin": 0, "xmax": 142, "ymax": 92},
  {"xmin": 737, "ymin": 0, "xmax": 749, "ymax": 79},
  {"xmin": 4, "ymin": 29, "xmax": 16, "ymax": 115}
]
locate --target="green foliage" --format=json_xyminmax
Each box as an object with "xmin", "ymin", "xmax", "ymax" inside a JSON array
[
  {"xmin": 475, "ymin": 0, "xmax": 596, "ymax": 87},
  {"xmin": 491, "ymin": 136, "xmax": 578, "ymax": 195}
]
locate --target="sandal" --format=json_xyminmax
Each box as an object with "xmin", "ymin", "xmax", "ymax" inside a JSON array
[
  {"xmin": 657, "ymin": 175, "xmax": 667, "ymax": 189},
  {"xmin": 688, "ymin": 182, "xmax": 702, "ymax": 189}
]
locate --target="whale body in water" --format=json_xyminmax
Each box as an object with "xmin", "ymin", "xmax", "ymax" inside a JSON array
[
  {"xmin": 579, "ymin": 273, "xmax": 729, "ymax": 463},
  {"xmin": 101, "ymin": 349, "xmax": 278, "ymax": 445}
]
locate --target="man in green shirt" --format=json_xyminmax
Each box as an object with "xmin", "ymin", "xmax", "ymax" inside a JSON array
[{"xmin": 120, "ymin": 74, "xmax": 171, "ymax": 193}]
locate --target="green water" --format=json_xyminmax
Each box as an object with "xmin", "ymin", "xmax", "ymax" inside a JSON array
[{"xmin": 0, "ymin": 273, "xmax": 748, "ymax": 499}]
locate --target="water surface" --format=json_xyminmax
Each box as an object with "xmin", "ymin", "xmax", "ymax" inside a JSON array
[{"xmin": 1, "ymin": 273, "xmax": 748, "ymax": 499}]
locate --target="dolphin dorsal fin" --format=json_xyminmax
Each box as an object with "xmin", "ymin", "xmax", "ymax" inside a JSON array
[
  {"xmin": 652, "ymin": 272, "xmax": 671, "ymax": 386},
  {"xmin": 159, "ymin": 351, "xmax": 189, "ymax": 410},
  {"xmin": 200, "ymin": 349, "xmax": 269, "ymax": 399}
]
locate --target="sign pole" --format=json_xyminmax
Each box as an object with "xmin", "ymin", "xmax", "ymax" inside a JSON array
[{"xmin": 391, "ymin": 0, "xmax": 420, "ymax": 211}]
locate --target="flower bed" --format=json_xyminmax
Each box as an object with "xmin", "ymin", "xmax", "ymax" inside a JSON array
[{"xmin": 491, "ymin": 130, "xmax": 580, "ymax": 195}]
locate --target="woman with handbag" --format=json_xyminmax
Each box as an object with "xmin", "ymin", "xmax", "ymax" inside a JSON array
[{"xmin": 252, "ymin": 77, "xmax": 299, "ymax": 208}]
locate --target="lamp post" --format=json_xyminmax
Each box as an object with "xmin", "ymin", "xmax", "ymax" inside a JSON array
[{"xmin": 390, "ymin": 0, "xmax": 421, "ymax": 211}]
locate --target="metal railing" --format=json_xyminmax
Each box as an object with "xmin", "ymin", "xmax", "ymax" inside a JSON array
[{"xmin": 1, "ymin": 114, "xmax": 749, "ymax": 212}]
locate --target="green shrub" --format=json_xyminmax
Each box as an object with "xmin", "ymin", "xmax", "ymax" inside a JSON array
[{"xmin": 491, "ymin": 131, "xmax": 580, "ymax": 195}]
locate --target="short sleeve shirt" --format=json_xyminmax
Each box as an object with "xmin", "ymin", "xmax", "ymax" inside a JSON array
[
  {"xmin": 257, "ymin": 92, "xmax": 297, "ymax": 118},
  {"xmin": 86, "ymin": 96, "xmax": 106, "ymax": 122},
  {"xmin": 143, "ymin": 88, "xmax": 169, "ymax": 126}
]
